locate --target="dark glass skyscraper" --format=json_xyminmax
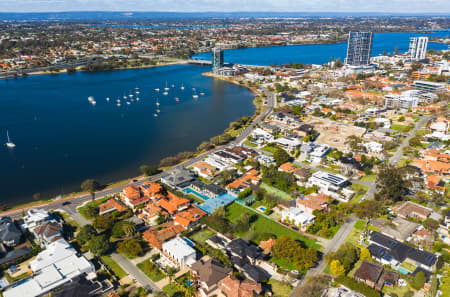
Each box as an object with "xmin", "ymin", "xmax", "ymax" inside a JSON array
[
  {"xmin": 345, "ymin": 31, "xmax": 373, "ymax": 66},
  {"xmin": 212, "ymin": 47, "xmax": 224, "ymax": 72}
]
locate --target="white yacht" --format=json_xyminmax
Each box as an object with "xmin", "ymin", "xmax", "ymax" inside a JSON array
[
  {"xmin": 88, "ymin": 96, "xmax": 94, "ymax": 102},
  {"xmin": 155, "ymin": 88, "xmax": 160, "ymax": 92},
  {"xmin": 106, "ymin": 97, "xmax": 110, "ymax": 102},
  {"xmin": 164, "ymin": 81, "xmax": 170, "ymax": 91},
  {"xmin": 5, "ymin": 130, "xmax": 15, "ymax": 148},
  {"xmin": 180, "ymin": 83, "xmax": 185, "ymax": 90},
  {"xmin": 163, "ymin": 91, "xmax": 168, "ymax": 96},
  {"xmin": 192, "ymin": 94, "xmax": 199, "ymax": 99}
]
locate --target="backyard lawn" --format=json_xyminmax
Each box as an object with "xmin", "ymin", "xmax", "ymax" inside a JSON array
[
  {"xmin": 382, "ymin": 284, "xmax": 413, "ymax": 297},
  {"xmin": 350, "ymin": 183, "xmax": 368, "ymax": 203},
  {"xmin": 391, "ymin": 124, "xmax": 411, "ymax": 132},
  {"xmin": 360, "ymin": 174, "xmax": 377, "ymax": 182},
  {"xmin": 344, "ymin": 220, "xmax": 366, "ymax": 244},
  {"xmin": 100, "ymin": 255, "xmax": 128, "ymax": 279},
  {"xmin": 226, "ymin": 202, "xmax": 321, "ymax": 250},
  {"xmin": 137, "ymin": 259, "xmax": 166, "ymax": 282},
  {"xmin": 260, "ymin": 183, "xmax": 293, "ymax": 201},
  {"xmin": 189, "ymin": 228, "xmax": 215, "ymax": 244},
  {"xmin": 268, "ymin": 279, "xmax": 293, "ymax": 297},
  {"xmin": 270, "ymin": 257, "xmax": 298, "ymax": 271},
  {"xmin": 163, "ymin": 283, "xmax": 183, "ymax": 297}
]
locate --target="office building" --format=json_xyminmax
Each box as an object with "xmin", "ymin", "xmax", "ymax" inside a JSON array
[
  {"xmin": 408, "ymin": 37, "xmax": 428, "ymax": 61},
  {"xmin": 345, "ymin": 32, "xmax": 373, "ymax": 66},
  {"xmin": 212, "ymin": 47, "xmax": 224, "ymax": 73}
]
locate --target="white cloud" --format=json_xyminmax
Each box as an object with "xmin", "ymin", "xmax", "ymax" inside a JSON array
[{"xmin": 1, "ymin": 0, "xmax": 449, "ymax": 13}]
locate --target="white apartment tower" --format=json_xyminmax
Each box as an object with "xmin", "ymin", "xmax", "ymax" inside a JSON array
[{"xmin": 408, "ymin": 37, "xmax": 428, "ymax": 61}]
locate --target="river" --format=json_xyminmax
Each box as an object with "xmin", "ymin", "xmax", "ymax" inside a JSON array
[
  {"xmin": 192, "ymin": 31, "xmax": 449, "ymax": 65},
  {"xmin": 0, "ymin": 64, "xmax": 255, "ymax": 206}
]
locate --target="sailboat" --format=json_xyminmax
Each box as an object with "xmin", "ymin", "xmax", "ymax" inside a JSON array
[
  {"xmin": 156, "ymin": 109, "xmax": 160, "ymax": 113},
  {"xmin": 5, "ymin": 130, "xmax": 15, "ymax": 148},
  {"xmin": 164, "ymin": 81, "xmax": 170, "ymax": 91},
  {"xmin": 155, "ymin": 88, "xmax": 160, "ymax": 92},
  {"xmin": 163, "ymin": 91, "xmax": 168, "ymax": 96},
  {"xmin": 156, "ymin": 98, "xmax": 160, "ymax": 106},
  {"xmin": 180, "ymin": 83, "xmax": 185, "ymax": 90},
  {"xmin": 106, "ymin": 97, "xmax": 110, "ymax": 102},
  {"xmin": 154, "ymin": 113, "xmax": 158, "ymax": 117}
]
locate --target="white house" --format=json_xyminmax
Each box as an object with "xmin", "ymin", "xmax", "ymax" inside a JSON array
[
  {"xmin": 3, "ymin": 239, "xmax": 96, "ymax": 297},
  {"xmin": 281, "ymin": 208, "xmax": 315, "ymax": 230},
  {"xmin": 162, "ymin": 237, "xmax": 197, "ymax": 268},
  {"xmin": 275, "ymin": 137, "xmax": 302, "ymax": 151},
  {"xmin": 364, "ymin": 141, "xmax": 383, "ymax": 153},
  {"xmin": 251, "ymin": 128, "xmax": 275, "ymax": 144},
  {"xmin": 307, "ymin": 171, "xmax": 354, "ymax": 201},
  {"xmin": 309, "ymin": 144, "xmax": 330, "ymax": 163},
  {"xmin": 254, "ymin": 154, "xmax": 276, "ymax": 167},
  {"xmin": 22, "ymin": 208, "xmax": 53, "ymax": 231}
]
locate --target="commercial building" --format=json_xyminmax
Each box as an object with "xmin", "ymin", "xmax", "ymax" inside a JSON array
[
  {"xmin": 411, "ymin": 80, "xmax": 445, "ymax": 92},
  {"xmin": 407, "ymin": 37, "xmax": 428, "ymax": 61},
  {"xmin": 345, "ymin": 32, "xmax": 373, "ymax": 66}
]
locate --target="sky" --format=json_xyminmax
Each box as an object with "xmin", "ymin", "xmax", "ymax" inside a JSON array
[{"xmin": 1, "ymin": 0, "xmax": 449, "ymax": 13}]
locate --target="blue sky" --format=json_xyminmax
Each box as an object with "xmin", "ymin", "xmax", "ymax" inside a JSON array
[{"xmin": 1, "ymin": 0, "xmax": 449, "ymax": 13}]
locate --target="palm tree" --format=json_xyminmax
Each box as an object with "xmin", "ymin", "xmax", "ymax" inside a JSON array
[
  {"xmin": 184, "ymin": 285, "xmax": 196, "ymax": 297},
  {"xmin": 167, "ymin": 267, "xmax": 177, "ymax": 283},
  {"xmin": 81, "ymin": 179, "xmax": 100, "ymax": 201}
]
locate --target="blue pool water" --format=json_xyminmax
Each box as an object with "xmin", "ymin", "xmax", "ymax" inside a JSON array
[
  {"xmin": 183, "ymin": 188, "xmax": 210, "ymax": 200},
  {"xmin": 397, "ymin": 268, "xmax": 409, "ymax": 274},
  {"xmin": 259, "ymin": 207, "xmax": 266, "ymax": 211}
]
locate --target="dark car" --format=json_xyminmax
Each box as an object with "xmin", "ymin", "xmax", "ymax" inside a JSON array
[{"xmin": 62, "ymin": 201, "xmax": 71, "ymax": 206}]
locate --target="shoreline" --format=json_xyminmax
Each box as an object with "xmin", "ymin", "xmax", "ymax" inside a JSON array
[{"xmin": 0, "ymin": 72, "xmax": 262, "ymax": 214}]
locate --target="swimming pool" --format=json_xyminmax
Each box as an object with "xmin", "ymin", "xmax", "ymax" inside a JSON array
[
  {"xmin": 257, "ymin": 206, "xmax": 266, "ymax": 212},
  {"xmin": 397, "ymin": 268, "xmax": 409, "ymax": 274},
  {"xmin": 183, "ymin": 188, "xmax": 210, "ymax": 200}
]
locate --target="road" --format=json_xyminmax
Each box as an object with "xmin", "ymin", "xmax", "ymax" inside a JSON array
[{"xmin": 389, "ymin": 115, "xmax": 431, "ymax": 165}]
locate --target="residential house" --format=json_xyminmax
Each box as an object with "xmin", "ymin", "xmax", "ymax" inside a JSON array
[
  {"xmin": 296, "ymin": 124, "xmax": 314, "ymax": 138},
  {"xmin": 198, "ymin": 194, "xmax": 236, "ymax": 214},
  {"xmin": 121, "ymin": 185, "xmax": 150, "ymax": 209},
  {"xmin": 278, "ymin": 162, "xmax": 295, "ymax": 174},
  {"xmin": 138, "ymin": 203, "xmax": 165, "ymax": 226},
  {"xmin": 270, "ymin": 111, "xmax": 301, "ymax": 127},
  {"xmin": 293, "ymin": 168, "xmax": 311, "ymax": 184},
  {"xmin": 281, "ymin": 207, "xmax": 315, "ymax": 230},
  {"xmin": 161, "ymin": 168, "xmax": 195, "ymax": 189},
  {"xmin": 353, "ymin": 260, "xmax": 399, "ymax": 290},
  {"xmin": 364, "ymin": 141, "xmax": 383, "ymax": 153},
  {"xmin": 296, "ymin": 193, "xmax": 330, "ymax": 214},
  {"xmin": 98, "ymin": 199, "xmax": 127, "ymax": 216},
  {"xmin": 438, "ymin": 210, "xmax": 450, "ymax": 244},
  {"xmin": 261, "ymin": 122, "xmax": 280, "ymax": 134},
  {"xmin": 23, "ymin": 209, "xmax": 53, "ymax": 231},
  {"xmin": 226, "ymin": 170, "xmax": 260, "ymax": 196},
  {"xmin": 225, "ymin": 238, "xmax": 268, "ymax": 282},
  {"xmin": 157, "ymin": 192, "xmax": 190, "ymax": 215},
  {"xmin": 396, "ymin": 201, "xmax": 432, "ymax": 221},
  {"xmin": 206, "ymin": 234, "xmax": 231, "ymax": 250},
  {"xmin": 254, "ymin": 154, "xmax": 276, "ymax": 167},
  {"xmin": 251, "ymin": 128, "xmax": 274, "ymax": 144},
  {"xmin": 32, "ymin": 221, "xmax": 62, "ymax": 248},
  {"xmin": 368, "ymin": 231, "xmax": 437, "ymax": 272},
  {"xmin": 218, "ymin": 275, "xmax": 262, "ymax": 297},
  {"xmin": 189, "ymin": 180, "xmax": 226, "ymax": 199},
  {"xmin": 3, "ymin": 239, "xmax": 96, "ymax": 297},
  {"xmin": 143, "ymin": 222, "xmax": 185, "ymax": 250},
  {"xmin": 275, "ymin": 136, "xmax": 302, "ymax": 151},
  {"xmin": 162, "ymin": 237, "xmax": 196, "ymax": 268},
  {"xmin": 140, "ymin": 182, "xmax": 165, "ymax": 200},
  {"xmin": 259, "ymin": 238, "xmax": 276, "ymax": 254},
  {"xmin": 191, "ymin": 258, "xmax": 232, "ymax": 297},
  {"xmin": 0, "ymin": 217, "xmax": 22, "ymax": 247},
  {"xmin": 213, "ymin": 150, "xmax": 244, "ymax": 165},
  {"xmin": 307, "ymin": 171, "xmax": 353, "ymax": 200},
  {"xmin": 192, "ymin": 162, "xmax": 219, "ymax": 180},
  {"xmin": 174, "ymin": 206, "xmax": 207, "ymax": 229}
]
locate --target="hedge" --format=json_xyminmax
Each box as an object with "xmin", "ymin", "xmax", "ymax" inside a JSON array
[{"xmin": 336, "ymin": 276, "xmax": 381, "ymax": 297}]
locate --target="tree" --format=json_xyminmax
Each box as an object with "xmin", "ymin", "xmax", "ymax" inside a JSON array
[
  {"xmin": 89, "ymin": 235, "xmax": 110, "ymax": 256},
  {"xmin": 140, "ymin": 165, "xmax": 159, "ymax": 176},
  {"xmin": 325, "ymin": 243, "xmax": 360, "ymax": 272},
  {"xmin": 293, "ymin": 275, "xmax": 330, "ymax": 297},
  {"xmin": 167, "ymin": 267, "xmax": 177, "ymax": 282},
  {"xmin": 93, "ymin": 215, "xmax": 114, "ymax": 231},
  {"xmin": 85, "ymin": 205, "xmax": 99, "ymax": 218},
  {"xmin": 330, "ymin": 260, "xmax": 346, "ymax": 276},
  {"xmin": 272, "ymin": 235, "xmax": 317, "ymax": 271},
  {"xmin": 411, "ymin": 271, "xmax": 426, "ymax": 290},
  {"xmin": 77, "ymin": 224, "xmax": 97, "ymax": 245},
  {"xmin": 423, "ymin": 218, "xmax": 439, "ymax": 231},
  {"xmin": 117, "ymin": 238, "xmax": 143, "ymax": 258},
  {"xmin": 345, "ymin": 135, "xmax": 363, "ymax": 153},
  {"xmin": 273, "ymin": 148, "xmax": 290, "ymax": 166},
  {"xmin": 360, "ymin": 248, "xmax": 371, "ymax": 261},
  {"xmin": 81, "ymin": 179, "xmax": 101, "ymax": 201},
  {"xmin": 353, "ymin": 200, "xmax": 383, "ymax": 219},
  {"xmin": 123, "ymin": 222, "xmax": 137, "ymax": 238},
  {"xmin": 375, "ymin": 165, "xmax": 410, "ymax": 203}
]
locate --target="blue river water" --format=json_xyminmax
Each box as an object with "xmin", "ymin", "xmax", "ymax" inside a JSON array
[
  {"xmin": 193, "ymin": 31, "xmax": 449, "ymax": 65},
  {"xmin": 0, "ymin": 65, "xmax": 255, "ymax": 205}
]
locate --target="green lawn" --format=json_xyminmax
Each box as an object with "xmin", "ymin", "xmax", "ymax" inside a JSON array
[
  {"xmin": 360, "ymin": 174, "xmax": 377, "ymax": 182},
  {"xmin": 189, "ymin": 228, "xmax": 215, "ymax": 244},
  {"xmin": 262, "ymin": 145, "xmax": 278, "ymax": 154},
  {"xmin": 137, "ymin": 259, "xmax": 166, "ymax": 282},
  {"xmin": 260, "ymin": 183, "xmax": 293, "ymax": 201},
  {"xmin": 163, "ymin": 283, "xmax": 184, "ymax": 297},
  {"xmin": 382, "ymin": 284, "xmax": 413, "ymax": 297},
  {"xmin": 391, "ymin": 124, "xmax": 410, "ymax": 132},
  {"xmin": 100, "ymin": 255, "xmax": 128, "ymax": 279},
  {"xmin": 354, "ymin": 220, "xmax": 366, "ymax": 230},
  {"xmin": 226, "ymin": 202, "xmax": 321, "ymax": 250},
  {"xmin": 348, "ymin": 260, "xmax": 363, "ymax": 277},
  {"xmin": 344, "ymin": 220, "xmax": 366, "ymax": 244},
  {"xmin": 78, "ymin": 197, "xmax": 110, "ymax": 219},
  {"xmin": 350, "ymin": 183, "xmax": 368, "ymax": 203},
  {"xmin": 243, "ymin": 140, "xmax": 257, "ymax": 147},
  {"xmin": 268, "ymin": 279, "xmax": 293, "ymax": 297},
  {"xmin": 317, "ymin": 165, "xmax": 341, "ymax": 175},
  {"xmin": 270, "ymin": 257, "xmax": 298, "ymax": 271}
]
